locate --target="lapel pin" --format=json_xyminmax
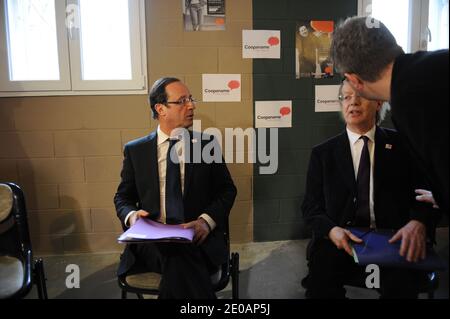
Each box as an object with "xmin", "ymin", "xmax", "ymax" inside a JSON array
[{"xmin": 385, "ymin": 144, "xmax": 393, "ymax": 150}]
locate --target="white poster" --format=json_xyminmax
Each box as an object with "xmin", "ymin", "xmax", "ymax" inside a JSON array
[
  {"xmin": 255, "ymin": 101, "xmax": 292, "ymax": 128},
  {"xmin": 202, "ymin": 74, "xmax": 241, "ymax": 102},
  {"xmin": 242, "ymin": 30, "xmax": 281, "ymax": 59},
  {"xmin": 315, "ymin": 85, "xmax": 341, "ymax": 112}
]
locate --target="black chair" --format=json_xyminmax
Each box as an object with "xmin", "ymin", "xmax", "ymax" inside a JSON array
[
  {"xmin": 0, "ymin": 183, "xmax": 48, "ymax": 299},
  {"xmin": 118, "ymin": 221, "xmax": 240, "ymax": 299}
]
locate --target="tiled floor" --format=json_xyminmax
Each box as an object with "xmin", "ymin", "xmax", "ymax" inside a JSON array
[{"xmin": 26, "ymin": 228, "xmax": 448, "ymax": 299}]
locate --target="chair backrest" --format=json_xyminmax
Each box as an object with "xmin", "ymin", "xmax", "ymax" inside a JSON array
[
  {"xmin": 0, "ymin": 184, "xmax": 13, "ymax": 226},
  {"xmin": 211, "ymin": 218, "xmax": 232, "ymax": 292},
  {"xmin": 0, "ymin": 183, "xmax": 33, "ymax": 298}
]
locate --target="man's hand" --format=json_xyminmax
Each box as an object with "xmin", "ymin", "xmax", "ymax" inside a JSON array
[
  {"xmin": 329, "ymin": 226, "xmax": 363, "ymax": 256},
  {"xmin": 182, "ymin": 218, "xmax": 211, "ymax": 245},
  {"xmin": 389, "ymin": 220, "xmax": 426, "ymax": 263},
  {"xmin": 129, "ymin": 210, "xmax": 150, "ymax": 227},
  {"xmin": 415, "ymin": 189, "xmax": 440, "ymax": 209}
]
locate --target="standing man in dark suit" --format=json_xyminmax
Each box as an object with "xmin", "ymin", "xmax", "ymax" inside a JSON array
[
  {"xmin": 301, "ymin": 80, "xmax": 433, "ymax": 298},
  {"xmin": 331, "ymin": 16, "xmax": 449, "ymax": 214},
  {"xmin": 114, "ymin": 77, "xmax": 237, "ymax": 299}
]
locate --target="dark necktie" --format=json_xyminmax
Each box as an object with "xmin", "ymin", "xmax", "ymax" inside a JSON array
[
  {"xmin": 165, "ymin": 139, "xmax": 184, "ymax": 224},
  {"xmin": 355, "ymin": 136, "xmax": 371, "ymax": 227}
]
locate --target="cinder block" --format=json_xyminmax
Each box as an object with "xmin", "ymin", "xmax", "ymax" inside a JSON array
[
  {"xmin": 13, "ymin": 97, "xmax": 84, "ymax": 130},
  {"xmin": 85, "ymin": 157, "xmax": 122, "ymax": 183},
  {"xmin": 18, "ymin": 158, "xmax": 85, "ymax": 184},
  {"xmin": 229, "ymin": 224, "xmax": 253, "ymax": 243},
  {"xmin": 229, "ymin": 200, "xmax": 253, "ymax": 226},
  {"xmin": 63, "ymin": 233, "xmax": 122, "ymax": 254},
  {"xmin": 91, "ymin": 208, "xmax": 123, "ymax": 232},
  {"xmin": 21, "ymin": 184, "xmax": 59, "ymax": 210},
  {"xmin": 234, "ymin": 176, "xmax": 252, "ymax": 201},
  {"xmin": 54, "ymin": 131, "xmax": 122, "ymax": 157},
  {"xmin": 0, "ymin": 160, "xmax": 19, "ymax": 182},
  {"xmin": 28, "ymin": 209, "xmax": 92, "ymax": 235},
  {"xmin": 0, "ymin": 132, "xmax": 54, "ymax": 158},
  {"xmin": 59, "ymin": 183, "xmax": 118, "ymax": 209}
]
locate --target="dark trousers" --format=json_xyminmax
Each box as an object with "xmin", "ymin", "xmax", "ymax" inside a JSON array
[
  {"xmin": 131, "ymin": 242, "xmax": 217, "ymax": 299},
  {"xmin": 307, "ymin": 239, "xmax": 425, "ymax": 299}
]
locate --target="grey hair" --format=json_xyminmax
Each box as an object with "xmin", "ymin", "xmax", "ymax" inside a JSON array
[
  {"xmin": 338, "ymin": 80, "xmax": 390, "ymax": 125},
  {"xmin": 331, "ymin": 16, "xmax": 404, "ymax": 82}
]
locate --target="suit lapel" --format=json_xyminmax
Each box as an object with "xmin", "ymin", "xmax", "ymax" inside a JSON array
[
  {"xmin": 373, "ymin": 127, "xmax": 390, "ymax": 207},
  {"xmin": 334, "ymin": 131, "xmax": 357, "ymax": 194},
  {"xmin": 142, "ymin": 132, "xmax": 160, "ymax": 215}
]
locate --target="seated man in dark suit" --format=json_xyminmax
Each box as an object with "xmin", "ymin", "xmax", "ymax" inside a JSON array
[
  {"xmin": 301, "ymin": 80, "xmax": 434, "ymax": 299},
  {"xmin": 114, "ymin": 77, "xmax": 237, "ymax": 299}
]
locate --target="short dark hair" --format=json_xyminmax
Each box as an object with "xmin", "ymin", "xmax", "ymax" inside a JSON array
[
  {"xmin": 331, "ymin": 16, "xmax": 404, "ymax": 82},
  {"xmin": 149, "ymin": 77, "xmax": 181, "ymax": 119}
]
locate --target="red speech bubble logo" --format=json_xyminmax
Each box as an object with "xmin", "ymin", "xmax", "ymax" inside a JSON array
[
  {"xmin": 228, "ymin": 80, "xmax": 241, "ymax": 90},
  {"xmin": 268, "ymin": 36, "xmax": 280, "ymax": 46},
  {"xmin": 280, "ymin": 107, "xmax": 291, "ymax": 116}
]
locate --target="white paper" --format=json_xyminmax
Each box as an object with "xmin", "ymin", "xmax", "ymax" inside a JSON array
[
  {"xmin": 315, "ymin": 85, "xmax": 341, "ymax": 112},
  {"xmin": 255, "ymin": 101, "xmax": 292, "ymax": 128},
  {"xmin": 243, "ymin": 30, "xmax": 281, "ymax": 59},
  {"xmin": 202, "ymin": 74, "xmax": 241, "ymax": 102}
]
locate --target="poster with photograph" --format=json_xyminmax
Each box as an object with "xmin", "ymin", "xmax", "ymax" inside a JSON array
[
  {"xmin": 295, "ymin": 20, "xmax": 334, "ymax": 79},
  {"xmin": 182, "ymin": 0, "xmax": 226, "ymax": 31}
]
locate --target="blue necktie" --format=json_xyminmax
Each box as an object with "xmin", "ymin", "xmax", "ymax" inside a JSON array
[
  {"xmin": 165, "ymin": 139, "xmax": 184, "ymax": 224},
  {"xmin": 355, "ymin": 136, "xmax": 371, "ymax": 227}
]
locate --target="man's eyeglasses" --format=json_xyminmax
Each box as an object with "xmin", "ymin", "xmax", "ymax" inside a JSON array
[
  {"xmin": 338, "ymin": 93, "xmax": 361, "ymax": 102},
  {"xmin": 166, "ymin": 96, "xmax": 197, "ymax": 106}
]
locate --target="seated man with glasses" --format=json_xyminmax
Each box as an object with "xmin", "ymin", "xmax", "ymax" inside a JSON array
[
  {"xmin": 301, "ymin": 79, "xmax": 435, "ymax": 298},
  {"xmin": 114, "ymin": 77, "xmax": 237, "ymax": 299}
]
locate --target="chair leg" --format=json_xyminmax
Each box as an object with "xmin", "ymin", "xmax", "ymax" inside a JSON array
[
  {"xmin": 137, "ymin": 293, "xmax": 144, "ymax": 299},
  {"xmin": 121, "ymin": 290, "xmax": 127, "ymax": 299},
  {"xmin": 34, "ymin": 258, "xmax": 48, "ymax": 299},
  {"xmin": 231, "ymin": 252, "xmax": 239, "ymax": 299}
]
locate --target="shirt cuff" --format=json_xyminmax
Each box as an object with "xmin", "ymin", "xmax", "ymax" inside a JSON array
[
  {"xmin": 199, "ymin": 214, "xmax": 216, "ymax": 231},
  {"xmin": 124, "ymin": 210, "xmax": 137, "ymax": 228}
]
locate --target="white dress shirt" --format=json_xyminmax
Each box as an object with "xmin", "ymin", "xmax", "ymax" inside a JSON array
[
  {"xmin": 346, "ymin": 126, "xmax": 376, "ymax": 229},
  {"xmin": 125, "ymin": 126, "xmax": 216, "ymax": 229}
]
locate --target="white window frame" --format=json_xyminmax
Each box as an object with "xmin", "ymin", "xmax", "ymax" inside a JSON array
[
  {"xmin": 0, "ymin": 0, "xmax": 148, "ymax": 97},
  {"xmin": 358, "ymin": 0, "xmax": 431, "ymax": 53}
]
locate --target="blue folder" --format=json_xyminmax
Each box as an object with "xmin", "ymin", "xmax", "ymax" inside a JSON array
[{"xmin": 348, "ymin": 228, "xmax": 447, "ymax": 271}]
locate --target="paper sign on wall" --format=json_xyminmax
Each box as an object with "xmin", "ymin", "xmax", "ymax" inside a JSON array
[
  {"xmin": 255, "ymin": 101, "xmax": 292, "ymax": 128},
  {"xmin": 202, "ymin": 74, "xmax": 241, "ymax": 102},
  {"xmin": 242, "ymin": 30, "xmax": 281, "ymax": 59},
  {"xmin": 315, "ymin": 85, "xmax": 341, "ymax": 112}
]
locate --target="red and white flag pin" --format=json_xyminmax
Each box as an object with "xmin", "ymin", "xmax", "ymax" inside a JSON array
[{"xmin": 385, "ymin": 144, "xmax": 393, "ymax": 150}]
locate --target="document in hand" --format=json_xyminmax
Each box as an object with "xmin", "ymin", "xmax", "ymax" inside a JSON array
[
  {"xmin": 118, "ymin": 218, "xmax": 194, "ymax": 243},
  {"xmin": 349, "ymin": 228, "xmax": 447, "ymax": 271}
]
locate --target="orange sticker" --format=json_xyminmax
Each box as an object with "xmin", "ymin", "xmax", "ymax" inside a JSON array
[{"xmin": 310, "ymin": 20, "xmax": 334, "ymax": 33}]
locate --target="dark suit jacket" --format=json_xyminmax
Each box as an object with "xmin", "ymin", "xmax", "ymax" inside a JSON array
[
  {"xmin": 114, "ymin": 131, "xmax": 237, "ymax": 275},
  {"xmin": 391, "ymin": 50, "xmax": 449, "ymax": 214},
  {"xmin": 302, "ymin": 127, "xmax": 433, "ymax": 257}
]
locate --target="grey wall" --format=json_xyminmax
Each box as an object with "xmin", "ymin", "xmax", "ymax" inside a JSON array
[{"xmin": 253, "ymin": 0, "xmax": 359, "ymax": 241}]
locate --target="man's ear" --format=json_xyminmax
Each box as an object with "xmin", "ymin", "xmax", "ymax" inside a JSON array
[
  {"xmin": 155, "ymin": 103, "xmax": 165, "ymax": 117},
  {"xmin": 344, "ymin": 73, "xmax": 364, "ymax": 91},
  {"xmin": 376, "ymin": 101, "xmax": 383, "ymax": 111}
]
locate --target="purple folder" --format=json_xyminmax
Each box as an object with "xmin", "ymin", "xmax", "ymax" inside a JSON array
[{"xmin": 118, "ymin": 218, "xmax": 194, "ymax": 243}]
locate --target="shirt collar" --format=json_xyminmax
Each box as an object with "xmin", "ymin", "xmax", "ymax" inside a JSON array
[
  {"xmin": 157, "ymin": 126, "xmax": 188, "ymax": 145},
  {"xmin": 157, "ymin": 126, "xmax": 170, "ymax": 146},
  {"xmin": 346, "ymin": 125, "xmax": 376, "ymax": 145}
]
